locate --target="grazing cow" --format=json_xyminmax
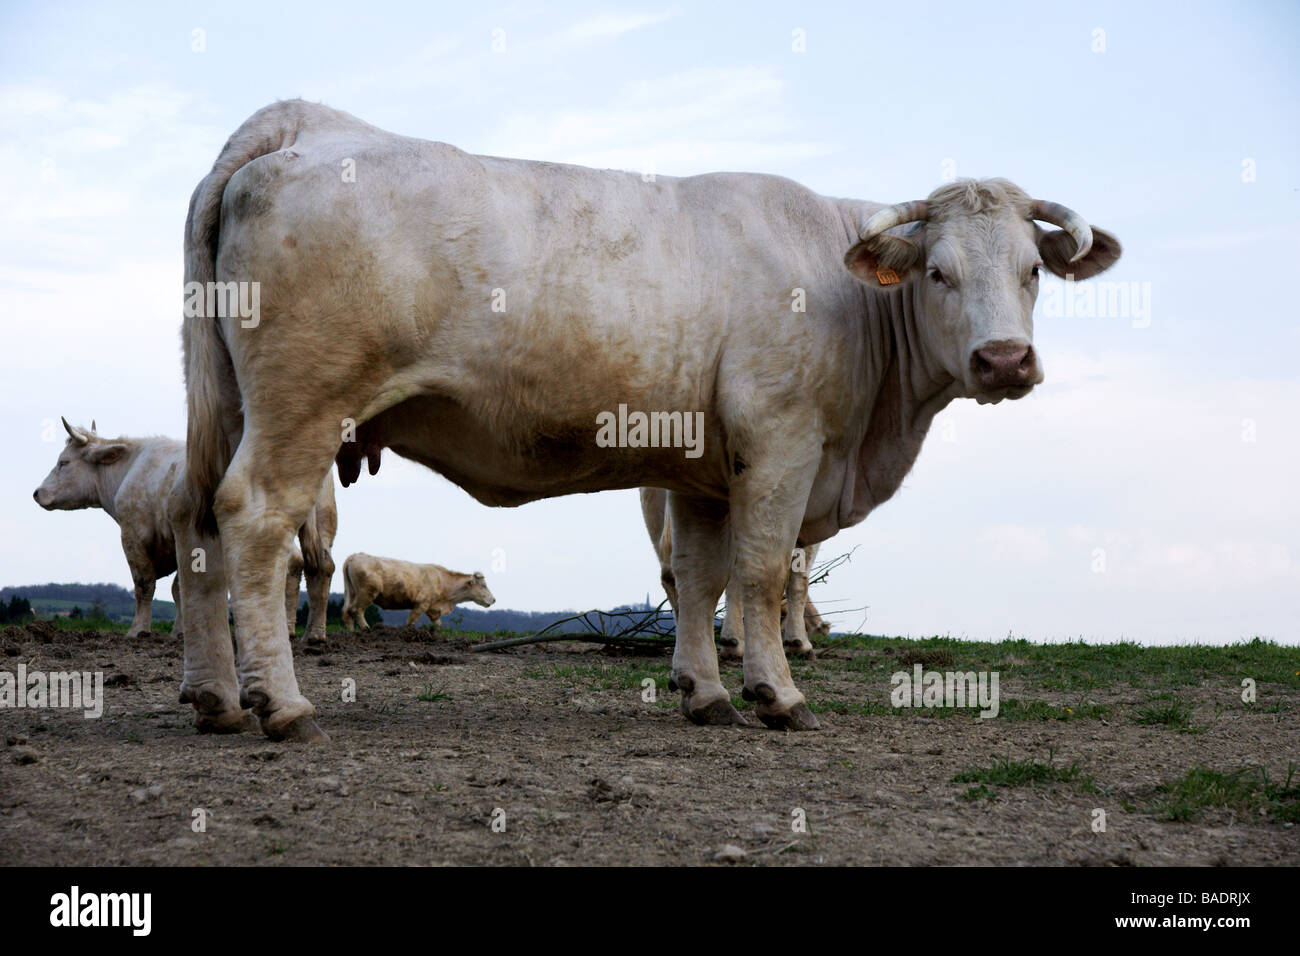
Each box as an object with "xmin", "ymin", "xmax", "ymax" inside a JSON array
[
  {"xmin": 33, "ymin": 419, "xmax": 336, "ymax": 649},
  {"xmin": 640, "ymin": 486, "xmax": 825, "ymax": 658},
  {"xmin": 340, "ymin": 553, "xmax": 495, "ymax": 630},
  {"xmin": 180, "ymin": 100, "xmax": 1120, "ymax": 740}
]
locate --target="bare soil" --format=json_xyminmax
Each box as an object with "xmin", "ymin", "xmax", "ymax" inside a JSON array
[{"xmin": 2, "ymin": 622, "xmax": 1296, "ymax": 866}]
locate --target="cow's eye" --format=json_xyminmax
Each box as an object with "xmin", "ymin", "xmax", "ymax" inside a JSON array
[
  {"xmin": 1030, "ymin": 265, "xmax": 1040, "ymax": 279},
  {"xmin": 928, "ymin": 268, "xmax": 947, "ymax": 286}
]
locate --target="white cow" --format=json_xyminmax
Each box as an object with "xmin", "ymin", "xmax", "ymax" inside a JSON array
[
  {"xmin": 178, "ymin": 100, "xmax": 1120, "ymax": 740},
  {"xmin": 340, "ymin": 553, "xmax": 495, "ymax": 630},
  {"xmin": 33, "ymin": 418, "xmax": 336, "ymax": 663},
  {"xmin": 640, "ymin": 486, "xmax": 824, "ymax": 658}
]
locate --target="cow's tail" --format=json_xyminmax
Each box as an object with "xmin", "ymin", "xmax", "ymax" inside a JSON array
[{"xmin": 183, "ymin": 100, "xmax": 319, "ymax": 535}]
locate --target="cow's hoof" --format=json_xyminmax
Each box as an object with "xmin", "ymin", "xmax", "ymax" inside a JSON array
[
  {"xmin": 264, "ymin": 714, "xmax": 330, "ymax": 744},
  {"xmin": 682, "ymin": 697, "xmax": 750, "ymax": 727},
  {"xmin": 126, "ymin": 628, "xmax": 149, "ymax": 640},
  {"xmin": 758, "ymin": 702, "xmax": 820, "ymax": 731},
  {"xmin": 784, "ymin": 642, "xmax": 817, "ymax": 659},
  {"xmin": 670, "ymin": 672, "xmax": 748, "ymax": 726},
  {"xmin": 745, "ymin": 682, "xmax": 820, "ymax": 731},
  {"xmin": 717, "ymin": 642, "xmax": 745, "ymax": 662}
]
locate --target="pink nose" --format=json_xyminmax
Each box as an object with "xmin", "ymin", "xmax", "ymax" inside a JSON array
[{"xmin": 971, "ymin": 341, "xmax": 1035, "ymax": 390}]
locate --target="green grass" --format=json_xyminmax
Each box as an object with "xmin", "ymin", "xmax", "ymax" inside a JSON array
[
  {"xmin": 1134, "ymin": 694, "xmax": 1197, "ymax": 731},
  {"xmin": 415, "ymin": 683, "xmax": 452, "ymax": 703},
  {"xmin": 1154, "ymin": 764, "xmax": 1300, "ymax": 823},
  {"xmin": 831, "ymin": 634, "xmax": 1299, "ymax": 690},
  {"xmin": 952, "ymin": 751, "xmax": 1096, "ymax": 795}
]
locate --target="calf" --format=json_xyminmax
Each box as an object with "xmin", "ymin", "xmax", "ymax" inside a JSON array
[
  {"xmin": 341, "ymin": 553, "xmax": 495, "ymax": 630},
  {"xmin": 34, "ymin": 418, "xmax": 335, "ymax": 643}
]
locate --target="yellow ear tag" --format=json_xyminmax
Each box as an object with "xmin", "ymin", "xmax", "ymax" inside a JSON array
[{"xmin": 875, "ymin": 267, "xmax": 900, "ymax": 285}]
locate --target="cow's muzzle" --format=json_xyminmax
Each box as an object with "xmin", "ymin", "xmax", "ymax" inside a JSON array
[{"xmin": 970, "ymin": 340, "xmax": 1039, "ymax": 394}]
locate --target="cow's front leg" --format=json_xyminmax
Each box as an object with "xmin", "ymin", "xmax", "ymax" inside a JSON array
[
  {"xmin": 732, "ymin": 452, "xmax": 821, "ymax": 730},
  {"xmin": 406, "ymin": 605, "xmax": 429, "ymax": 628},
  {"xmin": 214, "ymin": 432, "xmax": 329, "ymax": 743},
  {"xmin": 170, "ymin": 507, "xmax": 251, "ymax": 734},
  {"xmin": 718, "ymin": 577, "xmax": 745, "ymax": 661},
  {"xmin": 122, "ymin": 533, "xmax": 155, "ymax": 638},
  {"xmin": 667, "ymin": 492, "xmax": 747, "ymax": 726}
]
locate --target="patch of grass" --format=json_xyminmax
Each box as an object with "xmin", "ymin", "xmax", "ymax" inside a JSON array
[
  {"xmin": 831, "ymin": 634, "xmax": 1299, "ymax": 690},
  {"xmin": 958, "ymin": 784, "xmax": 995, "ymax": 802},
  {"xmin": 953, "ymin": 750, "xmax": 1095, "ymax": 794},
  {"xmin": 1134, "ymin": 694, "xmax": 1197, "ymax": 731},
  {"xmin": 416, "ymin": 683, "xmax": 451, "ymax": 703},
  {"xmin": 998, "ymin": 698, "xmax": 1110, "ymax": 721},
  {"xmin": 1154, "ymin": 764, "xmax": 1300, "ymax": 823}
]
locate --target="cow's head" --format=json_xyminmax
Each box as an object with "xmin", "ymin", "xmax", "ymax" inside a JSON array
[
  {"xmin": 843, "ymin": 178, "xmax": 1121, "ymax": 403},
  {"xmin": 33, "ymin": 418, "xmax": 129, "ymax": 510},
  {"xmin": 465, "ymin": 571, "xmax": 496, "ymax": 608}
]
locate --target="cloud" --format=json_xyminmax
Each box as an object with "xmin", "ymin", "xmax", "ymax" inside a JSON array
[
  {"xmin": 483, "ymin": 66, "xmax": 833, "ymax": 175},
  {"xmin": 560, "ymin": 10, "xmax": 677, "ymax": 42}
]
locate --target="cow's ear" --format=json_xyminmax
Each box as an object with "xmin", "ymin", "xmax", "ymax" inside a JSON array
[
  {"xmin": 843, "ymin": 234, "xmax": 924, "ymax": 288},
  {"xmin": 1039, "ymin": 225, "xmax": 1122, "ymax": 280},
  {"xmin": 86, "ymin": 442, "xmax": 127, "ymax": 466}
]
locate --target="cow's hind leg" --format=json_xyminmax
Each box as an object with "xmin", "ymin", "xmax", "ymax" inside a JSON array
[
  {"xmin": 666, "ymin": 492, "xmax": 746, "ymax": 726},
  {"xmin": 299, "ymin": 475, "xmax": 337, "ymax": 643},
  {"xmin": 170, "ymin": 502, "xmax": 253, "ymax": 734},
  {"xmin": 285, "ymin": 545, "xmax": 304, "ymax": 639},
  {"xmin": 718, "ymin": 576, "xmax": 744, "ymax": 661},
  {"xmin": 782, "ymin": 542, "xmax": 817, "ymax": 659},
  {"xmin": 121, "ymin": 533, "xmax": 156, "ymax": 638},
  {"xmin": 214, "ymin": 426, "xmax": 336, "ymax": 743}
]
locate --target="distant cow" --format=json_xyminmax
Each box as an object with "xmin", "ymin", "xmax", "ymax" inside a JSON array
[
  {"xmin": 640, "ymin": 487, "xmax": 826, "ymax": 658},
  {"xmin": 341, "ymin": 553, "xmax": 495, "ymax": 630},
  {"xmin": 180, "ymin": 100, "xmax": 1120, "ymax": 740},
  {"xmin": 33, "ymin": 418, "xmax": 336, "ymax": 644}
]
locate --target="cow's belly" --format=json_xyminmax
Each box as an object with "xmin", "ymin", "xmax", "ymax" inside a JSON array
[{"xmin": 364, "ymin": 393, "xmax": 731, "ymax": 506}]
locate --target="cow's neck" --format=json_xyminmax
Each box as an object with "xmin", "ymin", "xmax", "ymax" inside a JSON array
[
  {"xmin": 94, "ymin": 445, "xmax": 142, "ymax": 521},
  {"xmin": 842, "ymin": 281, "xmax": 960, "ymax": 526}
]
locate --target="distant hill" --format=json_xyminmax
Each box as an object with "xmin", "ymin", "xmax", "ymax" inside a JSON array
[
  {"xmin": 0, "ymin": 582, "xmax": 175, "ymax": 621},
  {"xmin": 0, "ymin": 582, "xmax": 670, "ymax": 633}
]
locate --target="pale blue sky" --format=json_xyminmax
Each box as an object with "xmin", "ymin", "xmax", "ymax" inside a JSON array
[{"xmin": 1, "ymin": 1, "xmax": 1296, "ymax": 642}]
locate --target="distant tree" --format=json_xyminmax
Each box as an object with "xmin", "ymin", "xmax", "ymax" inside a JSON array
[
  {"xmin": 326, "ymin": 598, "xmax": 344, "ymax": 624},
  {"xmin": 364, "ymin": 604, "xmax": 383, "ymax": 627},
  {"xmin": 2, "ymin": 595, "xmax": 32, "ymax": 624},
  {"xmin": 69, "ymin": 606, "xmax": 83, "ymax": 620},
  {"xmin": 296, "ymin": 600, "xmax": 309, "ymax": 627},
  {"xmin": 88, "ymin": 600, "xmax": 107, "ymax": 621}
]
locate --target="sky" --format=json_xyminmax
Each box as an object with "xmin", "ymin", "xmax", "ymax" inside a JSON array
[{"xmin": 0, "ymin": 0, "xmax": 1296, "ymax": 643}]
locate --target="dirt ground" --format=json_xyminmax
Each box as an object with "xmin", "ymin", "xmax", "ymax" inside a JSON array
[{"xmin": 2, "ymin": 621, "xmax": 1297, "ymax": 866}]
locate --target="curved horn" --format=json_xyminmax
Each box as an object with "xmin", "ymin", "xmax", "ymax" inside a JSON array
[
  {"xmin": 1031, "ymin": 199, "xmax": 1092, "ymax": 263},
  {"xmin": 62, "ymin": 416, "xmax": 89, "ymax": 445},
  {"xmin": 857, "ymin": 200, "xmax": 930, "ymax": 243}
]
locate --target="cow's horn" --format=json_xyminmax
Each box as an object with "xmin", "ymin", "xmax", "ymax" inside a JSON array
[
  {"xmin": 62, "ymin": 416, "xmax": 88, "ymax": 445},
  {"xmin": 1031, "ymin": 199, "xmax": 1093, "ymax": 263},
  {"xmin": 857, "ymin": 200, "xmax": 930, "ymax": 243}
]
